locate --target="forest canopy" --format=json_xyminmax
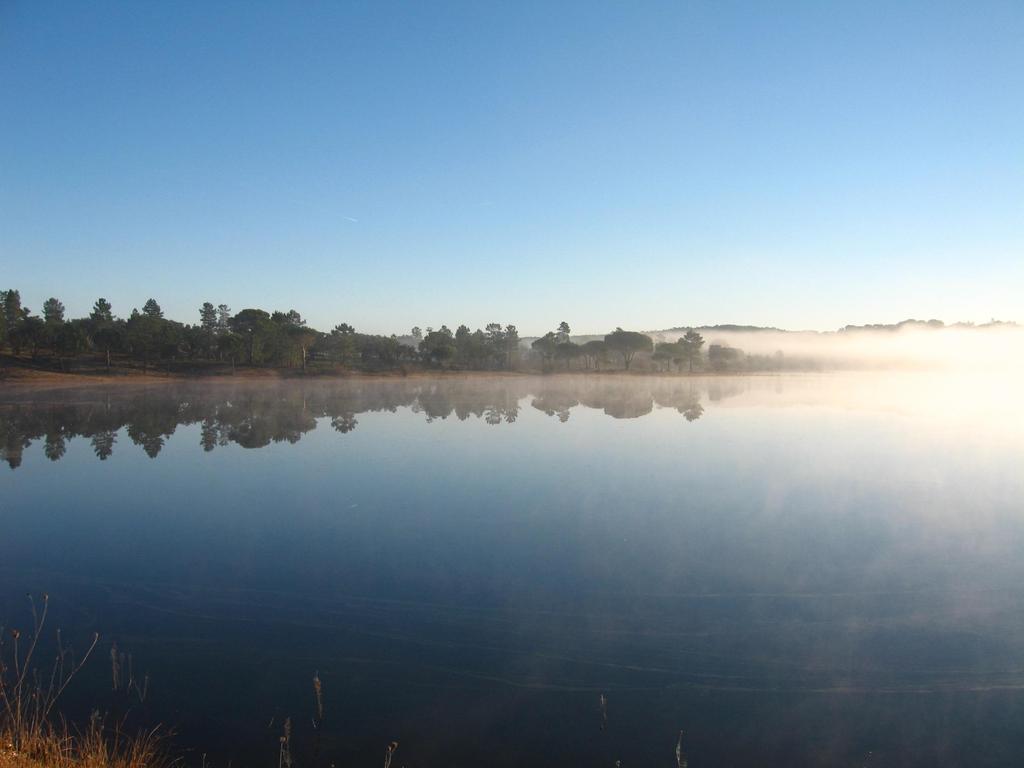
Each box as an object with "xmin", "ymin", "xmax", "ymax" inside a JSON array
[{"xmin": 1, "ymin": 289, "xmax": 1017, "ymax": 376}]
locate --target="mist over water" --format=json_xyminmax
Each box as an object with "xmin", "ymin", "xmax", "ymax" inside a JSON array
[
  {"xmin": 1, "ymin": 372, "xmax": 1023, "ymax": 767},
  {"xmin": 652, "ymin": 323, "xmax": 1024, "ymax": 373}
]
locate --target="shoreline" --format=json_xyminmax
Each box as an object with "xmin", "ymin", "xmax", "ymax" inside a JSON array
[{"xmin": 0, "ymin": 359, "xmax": 797, "ymax": 392}]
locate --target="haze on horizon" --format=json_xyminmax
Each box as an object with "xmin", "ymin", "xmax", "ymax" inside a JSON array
[{"xmin": 2, "ymin": 1, "xmax": 1021, "ymax": 336}]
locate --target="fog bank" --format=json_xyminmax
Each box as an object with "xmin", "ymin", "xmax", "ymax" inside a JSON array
[{"xmin": 651, "ymin": 323, "xmax": 1024, "ymax": 372}]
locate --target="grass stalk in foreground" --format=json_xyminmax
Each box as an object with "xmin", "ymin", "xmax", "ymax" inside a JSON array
[{"xmin": 1, "ymin": 595, "xmax": 167, "ymax": 768}]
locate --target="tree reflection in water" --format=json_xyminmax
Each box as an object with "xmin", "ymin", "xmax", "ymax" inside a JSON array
[{"xmin": 0, "ymin": 376, "xmax": 742, "ymax": 467}]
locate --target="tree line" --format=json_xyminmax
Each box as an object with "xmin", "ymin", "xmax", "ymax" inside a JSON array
[{"xmin": 0, "ymin": 289, "xmax": 732, "ymax": 374}]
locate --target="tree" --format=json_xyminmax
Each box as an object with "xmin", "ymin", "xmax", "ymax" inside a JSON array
[
  {"xmin": 268, "ymin": 310, "xmax": 313, "ymax": 367},
  {"xmin": 216, "ymin": 304, "xmax": 231, "ymax": 333},
  {"xmin": 194, "ymin": 302, "xmax": 219, "ymax": 359},
  {"xmin": 2, "ymin": 289, "xmax": 24, "ymax": 334},
  {"xmin": 419, "ymin": 326, "xmax": 456, "ymax": 368},
  {"xmin": 581, "ymin": 339, "xmax": 607, "ymax": 370},
  {"xmin": 86, "ymin": 298, "xmax": 118, "ymax": 368},
  {"xmin": 708, "ymin": 344, "xmax": 741, "ymax": 371},
  {"xmin": 1, "ymin": 289, "xmax": 26, "ymax": 351},
  {"xmin": 40, "ymin": 298, "xmax": 66, "ymax": 354},
  {"xmin": 217, "ymin": 332, "xmax": 246, "ymax": 371},
  {"xmin": 125, "ymin": 305, "xmax": 184, "ymax": 371},
  {"xmin": 484, "ymin": 323, "xmax": 505, "ymax": 368},
  {"xmin": 90, "ymin": 298, "xmax": 114, "ymax": 325},
  {"xmin": 503, "ymin": 324, "xmax": 520, "ymax": 369},
  {"xmin": 358, "ymin": 334, "xmax": 412, "ymax": 368},
  {"xmin": 93, "ymin": 323, "xmax": 125, "ymax": 369},
  {"xmin": 126, "ymin": 312, "xmax": 166, "ymax": 370},
  {"xmin": 603, "ymin": 328, "xmax": 652, "ymax": 370},
  {"xmin": 11, "ymin": 316, "xmax": 45, "ymax": 358},
  {"xmin": 288, "ymin": 325, "xmax": 320, "ymax": 370},
  {"xmin": 556, "ymin": 341, "xmax": 582, "ymax": 369},
  {"xmin": 228, "ymin": 309, "xmax": 273, "ymax": 364},
  {"xmin": 272, "ymin": 309, "xmax": 305, "ymax": 328},
  {"xmin": 555, "ymin": 321, "xmax": 571, "ymax": 344},
  {"xmin": 452, "ymin": 325, "xmax": 491, "ymax": 369},
  {"xmin": 325, "ymin": 324, "xmax": 357, "ymax": 365},
  {"xmin": 652, "ymin": 342, "xmax": 676, "ymax": 372},
  {"xmin": 54, "ymin": 321, "xmax": 88, "ymax": 370},
  {"xmin": 485, "ymin": 323, "xmax": 519, "ymax": 369},
  {"xmin": 411, "ymin": 327, "xmax": 422, "ymax": 343},
  {"xmin": 531, "ymin": 332, "xmax": 558, "ymax": 369},
  {"xmin": 157, "ymin": 322, "xmax": 184, "ymax": 365},
  {"xmin": 199, "ymin": 302, "xmax": 218, "ymax": 330},
  {"xmin": 84, "ymin": 296, "xmax": 116, "ymax": 366},
  {"xmin": 678, "ymin": 329, "xmax": 705, "ymax": 373},
  {"xmin": 142, "ymin": 299, "xmax": 163, "ymax": 319}
]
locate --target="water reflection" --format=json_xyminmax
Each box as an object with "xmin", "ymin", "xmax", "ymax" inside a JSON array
[
  {"xmin": 0, "ymin": 376, "xmax": 727, "ymax": 467},
  {"xmin": 2, "ymin": 373, "xmax": 1023, "ymax": 767}
]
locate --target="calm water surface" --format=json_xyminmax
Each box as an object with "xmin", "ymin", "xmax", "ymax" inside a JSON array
[{"xmin": 2, "ymin": 373, "xmax": 1023, "ymax": 767}]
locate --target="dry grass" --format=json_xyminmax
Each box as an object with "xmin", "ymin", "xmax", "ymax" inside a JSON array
[
  {"xmin": 1, "ymin": 718, "xmax": 166, "ymax": 768},
  {"xmin": 1, "ymin": 596, "xmax": 169, "ymax": 768}
]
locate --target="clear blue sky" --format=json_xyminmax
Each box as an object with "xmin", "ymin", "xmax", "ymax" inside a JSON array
[{"xmin": 2, "ymin": 1, "xmax": 1021, "ymax": 335}]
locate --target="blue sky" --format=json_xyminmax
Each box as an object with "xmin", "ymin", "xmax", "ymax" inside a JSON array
[{"xmin": 1, "ymin": 1, "xmax": 1021, "ymax": 335}]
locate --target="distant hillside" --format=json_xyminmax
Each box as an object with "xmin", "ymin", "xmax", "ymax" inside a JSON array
[
  {"xmin": 837, "ymin": 318, "xmax": 1018, "ymax": 333},
  {"xmin": 650, "ymin": 318, "xmax": 1017, "ymax": 339},
  {"xmin": 483, "ymin": 319, "xmax": 1019, "ymax": 348},
  {"xmin": 658, "ymin": 324, "xmax": 788, "ymax": 334}
]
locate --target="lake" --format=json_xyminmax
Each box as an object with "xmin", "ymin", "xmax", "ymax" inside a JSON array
[{"xmin": 2, "ymin": 373, "xmax": 1023, "ymax": 767}]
